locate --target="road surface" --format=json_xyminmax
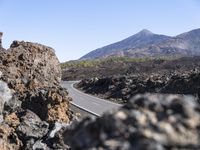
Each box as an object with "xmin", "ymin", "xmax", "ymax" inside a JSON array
[{"xmin": 61, "ymin": 81, "xmax": 122, "ymax": 116}]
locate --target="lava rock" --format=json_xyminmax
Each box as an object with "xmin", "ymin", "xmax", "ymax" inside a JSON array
[
  {"xmin": 0, "ymin": 41, "xmax": 61, "ymax": 93},
  {"xmin": 21, "ymin": 87, "xmax": 72, "ymax": 123},
  {"xmin": 77, "ymin": 70, "xmax": 200, "ymax": 103},
  {"xmin": 0, "ymin": 123, "xmax": 22, "ymax": 150},
  {"xmin": 64, "ymin": 94, "xmax": 200, "ymax": 150},
  {"xmin": 16, "ymin": 110, "xmax": 49, "ymax": 144},
  {"xmin": 0, "ymin": 39, "xmax": 73, "ymax": 149},
  {"xmin": 0, "ymin": 80, "xmax": 12, "ymax": 113}
]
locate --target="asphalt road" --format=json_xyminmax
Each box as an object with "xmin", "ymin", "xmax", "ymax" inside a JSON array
[{"xmin": 61, "ymin": 81, "xmax": 122, "ymax": 116}]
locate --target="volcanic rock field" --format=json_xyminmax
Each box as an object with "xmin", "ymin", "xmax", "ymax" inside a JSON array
[{"xmin": 0, "ymin": 35, "xmax": 200, "ymax": 149}]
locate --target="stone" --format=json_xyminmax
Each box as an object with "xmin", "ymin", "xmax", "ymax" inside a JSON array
[
  {"xmin": 32, "ymin": 140, "xmax": 49, "ymax": 150},
  {"xmin": 21, "ymin": 87, "xmax": 71, "ymax": 123},
  {"xmin": 76, "ymin": 71, "xmax": 200, "ymax": 103},
  {"xmin": 3, "ymin": 93, "xmax": 22, "ymax": 114},
  {"xmin": 0, "ymin": 41, "xmax": 62, "ymax": 93},
  {"xmin": 0, "ymin": 123, "xmax": 22, "ymax": 150},
  {"xmin": 64, "ymin": 94, "xmax": 200, "ymax": 150},
  {"xmin": 16, "ymin": 110, "xmax": 49, "ymax": 142},
  {"xmin": 4, "ymin": 112, "xmax": 20, "ymax": 128},
  {"xmin": 44, "ymin": 122, "xmax": 70, "ymax": 149},
  {"xmin": 0, "ymin": 80, "xmax": 12, "ymax": 120}
]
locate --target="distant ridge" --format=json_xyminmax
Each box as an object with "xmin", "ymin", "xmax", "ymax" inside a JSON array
[{"xmin": 80, "ymin": 28, "xmax": 200, "ymax": 60}]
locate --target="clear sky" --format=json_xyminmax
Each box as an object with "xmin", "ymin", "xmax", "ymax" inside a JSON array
[{"xmin": 0, "ymin": 0, "xmax": 200, "ymax": 62}]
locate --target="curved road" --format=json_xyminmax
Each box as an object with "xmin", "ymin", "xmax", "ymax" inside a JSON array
[{"xmin": 61, "ymin": 81, "xmax": 122, "ymax": 116}]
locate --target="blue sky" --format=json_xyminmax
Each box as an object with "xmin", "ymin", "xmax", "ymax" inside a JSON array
[{"xmin": 0, "ymin": 0, "xmax": 200, "ymax": 62}]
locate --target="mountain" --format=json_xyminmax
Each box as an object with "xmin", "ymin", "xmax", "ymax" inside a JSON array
[{"xmin": 80, "ymin": 28, "xmax": 200, "ymax": 60}]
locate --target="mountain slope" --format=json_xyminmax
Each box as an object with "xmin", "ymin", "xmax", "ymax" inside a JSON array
[{"xmin": 80, "ymin": 28, "xmax": 200, "ymax": 60}]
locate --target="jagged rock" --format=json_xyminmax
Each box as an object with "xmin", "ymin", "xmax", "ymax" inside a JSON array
[
  {"xmin": 77, "ymin": 70, "xmax": 200, "ymax": 103},
  {"xmin": 0, "ymin": 79, "xmax": 12, "ymax": 122},
  {"xmin": 46, "ymin": 88, "xmax": 71, "ymax": 123},
  {"xmin": 32, "ymin": 140, "xmax": 49, "ymax": 150},
  {"xmin": 64, "ymin": 94, "xmax": 200, "ymax": 150},
  {"xmin": 4, "ymin": 112, "xmax": 20, "ymax": 128},
  {"xmin": 16, "ymin": 110, "xmax": 49, "ymax": 148},
  {"xmin": 160, "ymin": 71, "xmax": 200, "ymax": 96},
  {"xmin": 0, "ymin": 40, "xmax": 72, "ymax": 123},
  {"xmin": 21, "ymin": 87, "xmax": 72, "ymax": 123},
  {"xmin": 0, "ymin": 41, "xmax": 61, "ymax": 93},
  {"xmin": 3, "ymin": 93, "xmax": 22, "ymax": 114},
  {"xmin": 0, "ymin": 80, "xmax": 12, "ymax": 113},
  {"xmin": 0, "ymin": 123, "xmax": 22, "ymax": 150},
  {"xmin": 44, "ymin": 122, "xmax": 71, "ymax": 149},
  {"xmin": 0, "ymin": 38, "xmax": 73, "ymax": 149}
]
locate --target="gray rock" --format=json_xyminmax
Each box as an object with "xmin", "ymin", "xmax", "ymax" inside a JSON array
[
  {"xmin": 16, "ymin": 110, "xmax": 49, "ymax": 143},
  {"xmin": 0, "ymin": 80, "xmax": 12, "ymax": 116},
  {"xmin": 32, "ymin": 140, "xmax": 49, "ymax": 150},
  {"xmin": 44, "ymin": 122, "xmax": 71, "ymax": 150},
  {"xmin": 49, "ymin": 122, "xmax": 70, "ymax": 138},
  {"xmin": 3, "ymin": 93, "xmax": 22, "ymax": 113},
  {"xmin": 64, "ymin": 94, "xmax": 200, "ymax": 150}
]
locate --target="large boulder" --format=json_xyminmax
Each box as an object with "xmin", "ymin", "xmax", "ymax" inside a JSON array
[
  {"xmin": 0, "ymin": 39, "xmax": 72, "ymax": 149},
  {"xmin": 65, "ymin": 94, "xmax": 200, "ymax": 150},
  {"xmin": 0, "ymin": 41, "xmax": 61, "ymax": 93}
]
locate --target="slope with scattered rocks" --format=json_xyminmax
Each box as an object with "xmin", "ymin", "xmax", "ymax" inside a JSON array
[
  {"xmin": 62, "ymin": 56, "xmax": 200, "ymax": 81},
  {"xmin": 76, "ymin": 69, "xmax": 200, "ymax": 103}
]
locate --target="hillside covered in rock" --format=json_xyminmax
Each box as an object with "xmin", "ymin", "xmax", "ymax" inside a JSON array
[
  {"xmin": 76, "ymin": 69, "xmax": 200, "ymax": 103},
  {"xmin": 62, "ymin": 56, "xmax": 200, "ymax": 81},
  {"xmin": 0, "ymin": 36, "xmax": 73, "ymax": 149}
]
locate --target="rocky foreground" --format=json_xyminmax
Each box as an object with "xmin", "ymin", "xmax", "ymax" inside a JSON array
[
  {"xmin": 65, "ymin": 94, "xmax": 200, "ymax": 150},
  {"xmin": 0, "ymin": 40, "xmax": 73, "ymax": 149},
  {"xmin": 1, "ymin": 37, "xmax": 200, "ymax": 150}
]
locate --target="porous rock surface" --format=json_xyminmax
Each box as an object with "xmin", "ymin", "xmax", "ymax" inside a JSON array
[
  {"xmin": 65, "ymin": 94, "xmax": 200, "ymax": 150},
  {"xmin": 0, "ymin": 40, "xmax": 72, "ymax": 149},
  {"xmin": 0, "ymin": 41, "xmax": 61, "ymax": 92},
  {"xmin": 1, "ymin": 35, "xmax": 200, "ymax": 150},
  {"xmin": 77, "ymin": 70, "xmax": 200, "ymax": 103}
]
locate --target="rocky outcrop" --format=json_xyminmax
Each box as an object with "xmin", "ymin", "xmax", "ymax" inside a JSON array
[
  {"xmin": 1, "ymin": 41, "xmax": 61, "ymax": 93},
  {"xmin": 0, "ymin": 39, "xmax": 73, "ymax": 149},
  {"xmin": 65, "ymin": 94, "xmax": 200, "ymax": 150},
  {"xmin": 76, "ymin": 70, "xmax": 200, "ymax": 103}
]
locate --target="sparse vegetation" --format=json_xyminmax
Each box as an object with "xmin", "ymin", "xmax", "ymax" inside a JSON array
[{"xmin": 61, "ymin": 56, "xmax": 179, "ymax": 69}]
